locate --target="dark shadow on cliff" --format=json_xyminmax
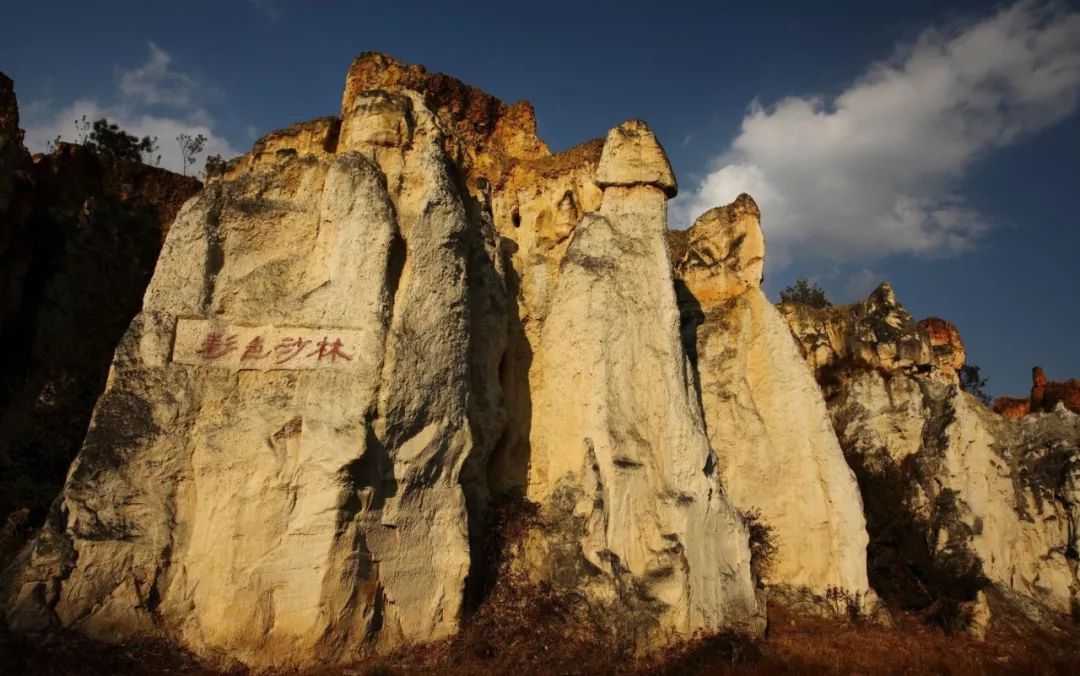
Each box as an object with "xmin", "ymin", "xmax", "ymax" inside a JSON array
[
  {"xmin": 452, "ymin": 175, "xmax": 534, "ymax": 615},
  {"xmin": 841, "ymin": 439, "xmax": 989, "ymax": 632},
  {"xmin": 0, "ymin": 629, "xmax": 227, "ymax": 675},
  {"xmin": 486, "ymin": 247, "xmax": 532, "ymax": 498},
  {"xmin": 673, "ymin": 277, "xmax": 705, "ymax": 416},
  {"xmin": 0, "ymin": 143, "xmax": 199, "ymax": 553}
]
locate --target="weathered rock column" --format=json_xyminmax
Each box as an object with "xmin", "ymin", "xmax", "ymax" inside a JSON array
[
  {"xmin": 671, "ymin": 195, "xmax": 872, "ymax": 605},
  {"xmin": 525, "ymin": 120, "xmax": 763, "ymax": 641},
  {"xmin": 4, "ymin": 74, "xmax": 508, "ymax": 669}
]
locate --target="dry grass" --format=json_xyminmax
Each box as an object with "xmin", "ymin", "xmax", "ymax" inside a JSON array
[
  {"xmin": 4, "ymin": 596, "xmax": 1080, "ymax": 675},
  {"xmin": 0, "ymin": 631, "xmax": 221, "ymax": 675},
  {"xmin": 4, "ymin": 496, "xmax": 1076, "ymax": 675},
  {"xmin": 751, "ymin": 602, "xmax": 1079, "ymax": 676}
]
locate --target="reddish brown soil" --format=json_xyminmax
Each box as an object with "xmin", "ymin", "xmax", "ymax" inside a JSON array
[{"xmin": 7, "ymin": 598, "xmax": 1078, "ymax": 676}]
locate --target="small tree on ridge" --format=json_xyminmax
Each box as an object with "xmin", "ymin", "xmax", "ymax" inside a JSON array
[
  {"xmin": 176, "ymin": 133, "xmax": 207, "ymax": 177},
  {"xmin": 779, "ymin": 277, "xmax": 832, "ymax": 308},
  {"xmin": 959, "ymin": 364, "xmax": 991, "ymax": 406},
  {"xmin": 84, "ymin": 118, "xmax": 159, "ymax": 163}
]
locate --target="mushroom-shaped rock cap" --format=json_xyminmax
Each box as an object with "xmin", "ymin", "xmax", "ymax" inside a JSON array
[{"xmin": 595, "ymin": 120, "xmax": 677, "ymax": 198}]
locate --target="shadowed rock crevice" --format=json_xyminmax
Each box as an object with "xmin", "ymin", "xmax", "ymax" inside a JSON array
[
  {"xmin": 5, "ymin": 52, "xmax": 1080, "ymax": 671},
  {"xmin": 785, "ymin": 285, "xmax": 1080, "ymax": 633}
]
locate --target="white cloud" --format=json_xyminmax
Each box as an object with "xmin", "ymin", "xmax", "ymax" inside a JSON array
[
  {"xmin": 23, "ymin": 42, "xmax": 240, "ymax": 175},
  {"xmin": 117, "ymin": 41, "xmax": 200, "ymax": 109},
  {"xmin": 24, "ymin": 100, "xmax": 238, "ymax": 176},
  {"xmin": 674, "ymin": 0, "xmax": 1080, "ymax": 267}
]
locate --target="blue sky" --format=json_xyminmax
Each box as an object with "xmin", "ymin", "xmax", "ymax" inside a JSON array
[{"xmin": 1, "ymin": 0, "xmax": 1077, "ymax": 397}]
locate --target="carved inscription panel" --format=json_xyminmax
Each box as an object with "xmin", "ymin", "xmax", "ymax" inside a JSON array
[{"xmin": 172, "ymin": 319, "xmax": 368, "ymax": 372}]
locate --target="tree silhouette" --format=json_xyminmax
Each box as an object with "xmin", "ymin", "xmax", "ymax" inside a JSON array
[
  {"xmin": 176, "ymin": 133, "xmax": 207, "ymax": 176},
  {"xmin": 779, "ymin": 277, "xmax": 832, "ymax": 308},
  {"xmin": 959, "ymin": 364, "xmax": 991, "ymax": 405},
  {"xmin": 82, "ymin": 118, "xmax": 158, "ymax": 163}
]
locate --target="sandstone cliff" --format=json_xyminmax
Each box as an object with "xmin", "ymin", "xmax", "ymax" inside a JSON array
[
  {"xmin": 4, "ymin": 54, "xmax": 1079, "ymax": 670},
  {"xmin": 670, "ymin": 195, "xmax": 871, "ymax": 605},
  {"xmin": 6, "ymin": 73, "xmax": 507, "ymax": 668},
  {"xmin": 3, "ymin": 55, "xmax": 765, "ymax": 668},
  {"xmin": 782, "ymin": 291, "xmax": 1080, "ymax": 628}
]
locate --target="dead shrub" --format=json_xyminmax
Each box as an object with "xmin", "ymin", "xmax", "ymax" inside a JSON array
[
  {"xmin": 825, "ymin": 585, "xmax": 863, "ymax": 623},
  {"xmin": 741, "ymin": 507, "xmax": 777, "ymax": 584}
]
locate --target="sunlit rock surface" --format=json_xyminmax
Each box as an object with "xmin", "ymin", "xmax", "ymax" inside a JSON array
[
  {"xmin": 4, "ymin": 58, "xmax": 511, "ymax": 669},
  {"xmin": 3, "ymin": 55, "xmax": 765, "ymax": 667},
  {"xmin": 670, "ymin": 195, "xmax": 871, "ymax": 603},
  {"xmin": 524, "ymin": 123, "xmax": 763, "ymax": 642},
  {"xmin": 784, "ymin": 290, "xmax": 1080, "ymax": 621},
  {"xmin": 6, "ymin": 52, "xmax": 1079, "ymax": 669},
  {"xmin": 994, "ymin": 366, "xmax": 1080, "ymax": 419}
]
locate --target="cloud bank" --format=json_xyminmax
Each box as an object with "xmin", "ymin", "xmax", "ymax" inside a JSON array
[
  {"xmin": 23, "ymin": 42, "xmax": 240, "ymax": 175},
  {"xmin": 675, "ymin": 1, "xmax": 1080, "ymax": 267}
]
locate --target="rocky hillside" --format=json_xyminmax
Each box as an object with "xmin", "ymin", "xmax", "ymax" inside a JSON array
[
  {"xmin": 0, "ymin": 74, "xmax": 201, "ymax": 559},
  {"xmin": 1, "ymin": 55, "xmax": 1079, "ymax": 672},
  {"xmin": 781, "ymin": 287, "xmax": 1080, "ymax": 634}
]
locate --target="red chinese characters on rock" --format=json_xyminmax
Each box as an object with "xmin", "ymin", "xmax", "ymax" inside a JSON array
[
  {"xmin": 242, "ymin": 336, "xmax": 271, "ymax": 361},
  {"xmin": 190, "ymin": 331, "xmax": 354, "ymax": 367},
  {"xmin": 274, "ymin": 337, "xmax": 312, "ymax": 364},
  {"xmin": 308, "ymin": 336, "xmax": 353, "ymax": 363},
  {"xmin": 195, "ymin": 332, "xmax": 238, "ymax": 359}
]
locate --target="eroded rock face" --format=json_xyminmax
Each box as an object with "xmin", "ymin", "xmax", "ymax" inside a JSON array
[
  {"xmin": 668, "ymin": 193, "xmax": 764, "ymax": 308},
  {"xmin": 524, "ymin": 123, "xmax": 763, "ymax": 641},
  {"xmin": 11, "ymin": 51, "xmax": 1077, "ymax": 666},
  {"xmin": 993, "ymin": 396, "xmax": 1032, "ymax": 419},
  {"xmin": 670, "ymin": 196, "xmax": 871, "ymax": 603},
  {"xmin": 4, "ymin": 56, "xmax": 766, "ymax": 667},
  {"xmin": 593, "ymin": 120, "xmax": 677, "ymax": 197},
  {"xmin": 787, "ymin": 289, "xmax": 1080, "ymax": 621},
  {"xmin": 780, "ymin": 283, "xmax": 938, "ymax": 383},
  {"xmin": 4, "ymin": 72, "xmax": 507, "ymax": 669},
  {"xmin": 918, "ymin": 317, "xmax": 966, "ymax": 375},
  {"xmin": 834, "ymin": 371, "xmax": 1080, "ymax": 617},
  {"xmin": 994, "ymin": 366, "xmax": 1080, "ymax": 418}
]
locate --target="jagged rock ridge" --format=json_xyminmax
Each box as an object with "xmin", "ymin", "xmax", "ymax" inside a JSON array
[
  {"xmin": 2, "ymin": 53, "xmax": 1079, "ymax": 670},
  {"xmin": 782, "ymin": 289, "xmax": 1080, "ymax": 629},
  {"xmin": 3, "ymin": 55, "xmax": 772, "ymax": 667},
  {"xmin": 993, "ymin": 366, "xmax": 1080, "ymax": 419}
]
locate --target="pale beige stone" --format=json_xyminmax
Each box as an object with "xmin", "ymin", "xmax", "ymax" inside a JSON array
[
  {"xmin": 526, "ymin": 159, "xmax": 763, "ymax": 638},
  {"xmin": 594, "ymin": 120, "xmax": 677, "ymax": 197},
  {"xmin": 672, "ymin": 196, "xmax": 871, "ymax": 604},
  {"xmin": 4, "ymin": 60, "xmax": 771, "ymax": 668},
  {"xmin": 793, "ymin": 287, "xmax": 1080, "ymax": 618},
  {"xmin": 4, "ymin": 84, "xmax": 506, "ymax": 670},
  {"xmin": 670, "ymin": 193, "xmax": 764, "ymax": 308},
  {"xmin": 695, "ymin": 290, "xmax": 870, "ymax": 597},
  {"xmin": 779, "ymin": 282, "xmax": 935, "ymax": 379}
]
